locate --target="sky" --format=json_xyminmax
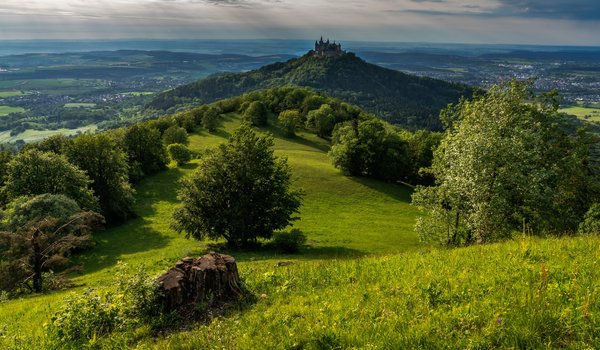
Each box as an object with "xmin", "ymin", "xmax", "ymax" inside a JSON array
[{"xmin": 0, "ymin": 0, "xmax": 599, "ymax": 45}]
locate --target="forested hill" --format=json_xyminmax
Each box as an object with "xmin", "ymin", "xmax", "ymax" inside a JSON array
[{"xmin": 148, "ymin": 52, "xmax": 474, "ymax": 130}]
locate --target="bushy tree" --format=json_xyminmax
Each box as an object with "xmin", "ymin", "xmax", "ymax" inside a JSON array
[
  {"xmin": 162, "ymin": 125, "xmax": 188, "ymax": 145},
  {"xmin": 578, "ymin": 203, "xmax": 600, "ymax": 235},
  {"xmin": 278, "ymin": 110, "xmax": 302, "ymax": 136},
  {"xmin": 172, "ymin": 124, "xmax": 303, "ymax": 247},
  {"xmin": 22, "ymin": 134, "xmax": 70, "ymax": 154},
  {"xmin": 65, "ymin": 133, "xmax": 135, "ymax": 222},
  {"xmin": 202, "ymin": 106, "xmax": 220, "ymax": 132},
  {"xmin": 243, "ymin": 101, "xmax": 268, "ymax": 126},
  {"xmin": 413, "ymin": 82, "xmax": 597, "ymax": 246},
  {"xmin": 330, "ymin": 119, "xmax": 409, "ymax": 181},
  {"xmin": 306, "ymin": 104, "xmax": 335, "ymax": 137},
  {"xmin": 2, "ymin": 149, "xmax": 98, "ymax": 211},
  {"xmin": 0, "ymin": 194, "xmax": 103, "ymax": 293},
  {"xmin": 122, "ymin": 124, "xmax": 168, "ymax": 180},
  {"xmin": 399, "ymin": 129, "xmax": 443, "ymax": 185},
  {"xmin": 167, "ymin": 143, "xmax": 193, "ymax": 166}
]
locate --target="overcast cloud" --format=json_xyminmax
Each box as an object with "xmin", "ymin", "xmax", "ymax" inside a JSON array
[{"xmin": 0, "ymin": 0, "xmax": 598, "ymax": 45}]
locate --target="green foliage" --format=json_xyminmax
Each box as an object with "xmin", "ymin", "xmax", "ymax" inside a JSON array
[
  {"xmin": 48, "ymin": 264, "xmax": 165, "ymax": 345},
  {"xmin": 65, "ymin": 133, "xmax": 135, "ymax": 222},
  {"xmin": 162, "ymin": 125, "xmax": 189, "ymax": 145},
  {"xmin": 243, "ymin": 100, "xmax": 268, "ymax": 126},
  {"xmin": 122, "ymin": 124, "xmax": 168, "ymax": 181},
  {"xmin": 202, "ymin": 106, "xmax": 221, "ymax": 132},
  {"xmin": 330, "ymin": 119, "xmax": 409, "ymax": 181},
  {"xmin": 2, "ymin": 149, "xmax": 99, "ymax": 211},
  {"xmin": 413, "ymin": 81, "xmax": 598, "ymax": 246},
  {"xmin": 0, "ymin": 194, "xmax": 103, "ymax": 293},
  {"xmin": 578, "ymin": 203, "xmax": 600, "ymax": 235},
  {"xmin": 22, "ymin": 134, "xmax": 70, "ymax": 154},
  {"xmin": 149, "ymin": 52, "xmax": 473, "ymax": 130},
  {"xmin": 278, "ymin": 109, "xmax": 302, "ymax": 136},
  {"xmin": 167, "ymin": 143, "xmax": 193, "ymax": 166},
  {"xmin": 173, "ymin": 111, "xmax": 196, "ymax": 132},
  {"xmin": 271, "ymin": 228, "xmax": 307, "ymax": 253},
  {"xmin": 172, "ymin": 124, "xmax": 303, "ymax": 246},
  {"xmin": 306, "ymin": 104, "xmax": 335, "ymax": 137}
]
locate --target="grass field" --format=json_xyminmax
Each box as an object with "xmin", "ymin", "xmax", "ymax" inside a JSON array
[
  {"xmin": 0, "ymin": 105, "xmax": 25, "ymax": 116},
  {"xmin": 0, "ymin": 91, "xmax": 29, "ymax": 98},
  {"xmin": 0, "ymin": 114, "xmax": 421, "ymax": 347},
  {"xmin": 560, "ymin": 104, "xmax": 600, "ymax": 122},
  {"xmin": 64, "ymin": 102, "xmax": 97, "ymax": 108},
  {"xmin": 0, "ymin": 125, "xmax": 98, "ymax": 143}
]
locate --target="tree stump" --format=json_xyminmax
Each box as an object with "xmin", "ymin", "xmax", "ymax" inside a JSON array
[{"xmin": 157, "ymin": 253, "xmax": 242, "ymax": 311}]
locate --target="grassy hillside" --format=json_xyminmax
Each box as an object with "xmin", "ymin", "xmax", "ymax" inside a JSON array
[
  {"xmin": 140, "ymin": 235, "xmax": 600, "ymax": 349},
  {"xmin": 3, "ymin": 113, "xmax": 599, "ymax": 349},
  {"xmin": 0, "ymin": 114, "xmax": 420, "ymax": 347},
  {"xmin": 148, "ymin": 52, "xmax": 473, "ymax": 130}
]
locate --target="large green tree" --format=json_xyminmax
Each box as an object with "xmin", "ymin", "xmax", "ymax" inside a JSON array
[
  {"xmin": 412, "ymin": 82, "xmax": 597, "ymax": 246},
  {"xmin": 65, "ymin": 133, "xmax": 135, "ymax": 221},
  {"xmin": 242, "ymin": 100, "xmax": 268, "ymax": 126},
  {"xmin": 122, "ymin": 124, "xmax": 168, "ymax": 180},
  {"xmin": 172, "ymin": 124, "xmax": 303, "ymax": 247},
  {"xmin": 0, "ymin": 194, "xmax": 103, "ymax": 293},
  {"xmin": 330, "ymin": 119, "xmax": 409, "ymax": 181},
  {"xmin": 2, "ymin": 150, "xmax": 98, "ymax": 211}
]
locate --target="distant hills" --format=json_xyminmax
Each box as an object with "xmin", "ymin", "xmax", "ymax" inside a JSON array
[{"xmin": 148, "ymin": 51, "xmax": 474, "ymax": 130}]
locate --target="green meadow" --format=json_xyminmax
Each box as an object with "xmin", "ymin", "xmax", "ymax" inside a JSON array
[
  {"xmin": 2, "ymin": 114, "xmax": 600, "ymax": 349},
  {"xmin": 0, "ymin": 106, "xmax": 25, "ymax": 116},
  {"xmin": 560, "ymin": 103, "xmax": 600, "ymax": 122}
]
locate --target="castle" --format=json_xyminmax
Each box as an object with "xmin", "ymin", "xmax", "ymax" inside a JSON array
[{"xmin": 313, "ymin": 37, "xmax": 344, "ymax": 57}]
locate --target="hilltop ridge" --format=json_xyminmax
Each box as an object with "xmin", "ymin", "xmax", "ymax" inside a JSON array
[{"xmin": 148, "ymin": 44, "xmax": 474, "ymax": 130}]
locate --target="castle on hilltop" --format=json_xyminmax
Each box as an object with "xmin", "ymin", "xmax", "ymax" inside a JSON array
[{"xmin": 312, "ymin": 37, "xmax": 344, "ymax": 57}]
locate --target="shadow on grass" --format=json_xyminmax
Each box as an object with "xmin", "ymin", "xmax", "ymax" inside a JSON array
[
  {"xmin": 350, "ymin": 176, "xmax": 414, "ymax": 203},
  {"xmin": 71, "ymin": 166, "xmax": 192, "ymax": 275},
  {"xmin": 263, "ymin": 124, "xmax": 331, "ymax": 153},
  {"xmin": 188, "ymin": 242, "xmax": 366, "ymax": 262}
]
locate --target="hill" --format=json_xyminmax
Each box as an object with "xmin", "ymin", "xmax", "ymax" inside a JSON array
[
  {"xmin": 148, "ymin": 52, "xmax": 474, "ymax": 130},
  {"xmin": 0, "ymin": 113, "xmax": 421, "ymax": 348},
  {"xmin": 2, "ymin": 103, "xmax": 599, "ymax": 349}
]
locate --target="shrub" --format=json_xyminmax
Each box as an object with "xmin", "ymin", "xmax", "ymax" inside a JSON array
[
  {"xmin": 272, "ymin": 229, "xmax": 307, "ymax": 253},
  {"xmin": 278, "ymin": 110, "xmax": 302, "ymax": 136},
  {"xmin": 167, "ymin": 143, "xmax": 193, "ymax": 166},
  {"xmin": 162, "ymin": 126, "xmax": 188, "ymax": 145},
  {"xmin": 579, "ymin": 203, "xmax": 600, "ymax": 235},
  {"xmin": 243, "ymin": 101, "xmax": 268, "ymax": 126},
  {"xmin": 48, "ymin": 264, "xmax": 166, "ymax": 344}
]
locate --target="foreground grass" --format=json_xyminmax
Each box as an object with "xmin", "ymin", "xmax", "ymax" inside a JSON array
[{"xmin": 138, "ymin": 235, "xmax": 600, "ymax": 349}]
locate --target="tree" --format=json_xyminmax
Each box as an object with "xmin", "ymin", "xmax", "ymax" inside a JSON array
[
  {"xmin": 0, "ymin": 151, "xmax": 12, "ymax": 204},
  {"xmin": 0, "ymin": 194, "xmax": 103, "ymax": 293},
  {"xmin": 243, "ymin": 101, "xmax": 268, "ymax": 126},
  {"xmin": 167, "ymin": 143, "xmax": 193, "ymax": 166},
  {"xmin": 122, "ymin": 124, "xmax": 168, "ymax": 181},
  {"xmin": 172, "ymin": 124, "xmax": 303, "ymax": 247},
  {"xmin": 22, "ymin": 134, "xmax": 70, "ymax": 154},
  {"xmin": 162, "ymin": 125, "xmax": 188, "ymax": 145},
  {"xmin": 306, "ymin": 104, "xmax": 335, "ymax": 137},
  {"xmin": 412, "ymin": 82, "xmax": 597, "ymax": 246},
  {"xmin": 330, "ymin": 119, "xmax": 409, "ymax": 181},
  {"xmin": 278, "ymin": 109, "xmax": 302, "ymax": 136},
  {"xmin": 202, "ymin": 106, "xmax": 220, "ymax": 132},
  {"xmin": 3, "ymin": 149, "xmax": 99, "ymax": 211},
  {"xmin": 65, "ymin": 133, "xmax": 135, "ymax": 222},
  {"xmin": 578, "ymin": 203, "xmax": 600, "ymax": 235}
]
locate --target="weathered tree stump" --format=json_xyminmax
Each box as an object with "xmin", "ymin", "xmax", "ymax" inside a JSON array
[{"xmin": 157, "ymin": 253, "xmax": 242, "ymax": 311}]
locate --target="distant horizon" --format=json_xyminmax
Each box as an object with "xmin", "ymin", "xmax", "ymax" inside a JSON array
[{"xmin": 2, "ymin": 1, "xmax": 599, "ymax": 46}]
